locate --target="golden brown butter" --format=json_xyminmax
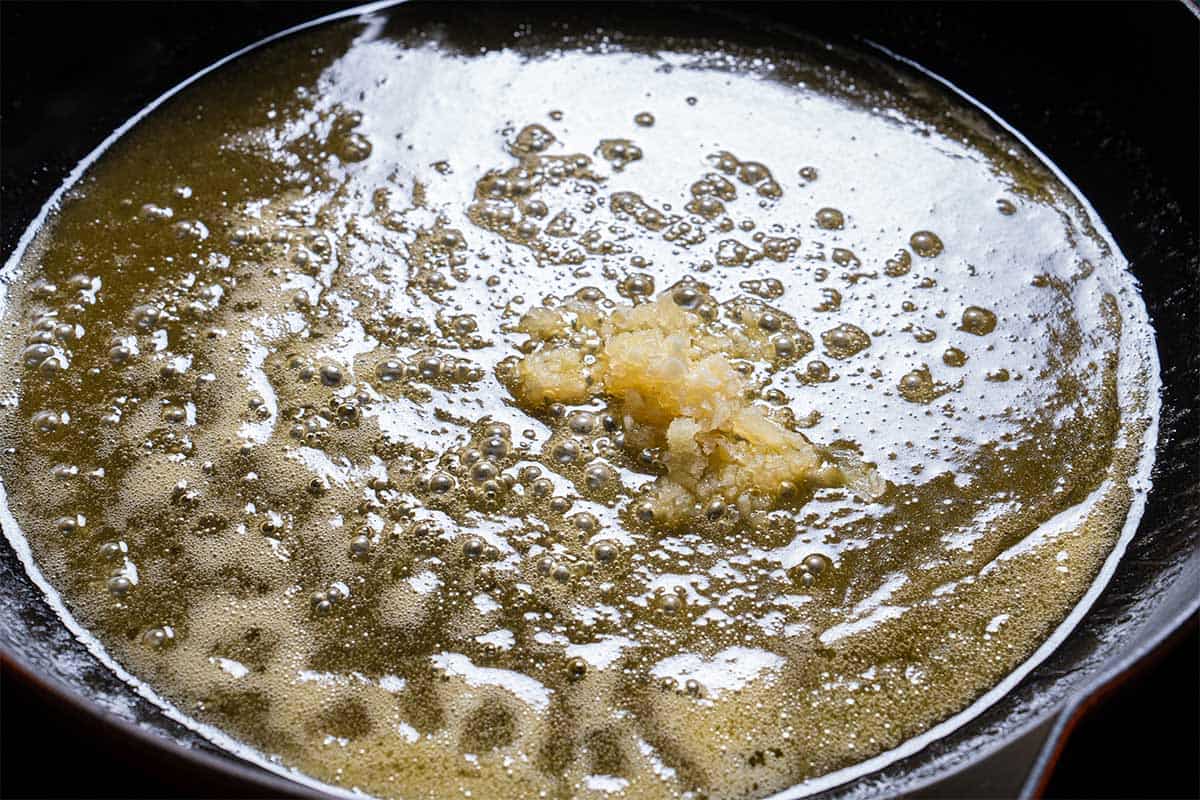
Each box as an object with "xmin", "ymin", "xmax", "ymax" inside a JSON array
[{"xmin": 0, "ymin": 10, "xmax": 1157, "ymax": 800}]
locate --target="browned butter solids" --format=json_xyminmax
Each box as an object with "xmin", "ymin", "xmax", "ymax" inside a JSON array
[{"xmin": 0, "ymin": 8, "xmax": 1157, "ymax": 799}]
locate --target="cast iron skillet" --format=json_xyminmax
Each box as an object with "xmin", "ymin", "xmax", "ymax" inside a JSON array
[{"xmin": 1, "ymin": 2, "xmax": 1196, "ymax": 797}]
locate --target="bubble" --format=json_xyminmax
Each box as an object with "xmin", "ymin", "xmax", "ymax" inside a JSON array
[
  {"xmin": 38, "ymin": 357, "xmax": 63, "ymax": 380},
  {"xmin": 942, "ymin": 347, "xmax": 968, "ymax": 367},
  {"xmin": 162, "ymin": 404, "xmax": 187, "ymax": 424},
  {"xmin": 319, "ymin": 364, "xmax": 343, "ymax": 386},
  {"xmin": 909, "ymin": 231, "xmax": 944, "ymax": 258},
  {"xmin": 657, "ymin": 594, "xmax": 682, "ymax": 613},
  {"xmin": 567, "ymin": 657, "xmax": 588, "ymax": 679},
  {"xmin": 511, "ymin": 124, "xmax": 556, "ymax": 156},
  {"xmin": 311, "ymin": 592, "xmax": 333, "ymax": 615},
  {"xmin": 821, "ymin": 324, "xmax": 871, "ymax": 359},
  {"xmin": 672, "ymin": 286, "xmax": 701, "ymax": 309},
  {"xmin": 898, "ymin": 367, "xmax": 937, "ymax": 403},
  {"xmin": 462, "ymin": 537, "xmax": 485, "ymax": 558},
  {"xmin": 690, "ymin": 196, "xmax": 724, "ymax": 219},
  {"xmin": 531, "ymin": 478, "xmax": 554, "ymax": 497},
  {"xmin": 143, "ymin": 627, "xmax": 174, "ymax": 648},
  {"xmin": 482, "ymin": 436, "xmax": 509, "ymax": 459},
  {"xmin": 349, "ymin": 535, "xmax": 371, "ymax": 557},
  {"xmin": 705, "ymin": 499, "xmax": 726, "ymax": 520},
  {"xmin": 584, "ymin": 464, "xmax": 614, "ymax": 491},
  {"xmin": 634, "ymin": 112, "xmax": 655, "ymax": 127},
  {"xmin": 31, "ymin": 279, "xmax": 58, "ymax": 297},
  {"xmin": 552, "ymin": 440, "xmax": 580, "ymax": 464},
  {"xmin": 996, "ymin": 198, "xmax": 1017, "ymax": 215},
  {"xmin": 772, "ymin": 334, "xmax": 797, "ymax": 359},
  {"xmin": 551, "ymin": 564, "xmax": 571, "ymax": 583},
  {"xmin": 798, "ymin": 166, "xmax": 818, "ymax": 182},
  {"xmin": 737, "ymin": 162, "xmax": 769, "ymax": 184},
  {"xmin": 832, "ymin": 248, "xmax": 859, "ymax": 268},
  {"xmin": 30, "ymin": 410, "xmax": 62, "ymax": 434},
  {"xmin": 338, "ymin": 131, "xmax": 373, "ymax": 162},
  {"xmin": 960, "ymin": 306, "xmax": 997, "ymax": 335},
  {"xmin": 568, "ymin": 411, "xmax": 597, "ymax": 434},
  {"xmin": 54, "ymin": 515, "xmax": 80, "ymax": 535},
  {"xmin": 334, "ymin": 400, "xmax": 359, "ymax": 426},
  {"xmin": 418, "ymin": 357, "xmax": 442, "ymax": 379},
  {"xmin": 592, "ymin": 541, "xmax": 619, "ymax": 563},
  {"xmin": 597, "ymin": 138, "xmax": 643, "ymax": 171},
  {"xmin": 471, "ymin": 460, "xmax": 499, "ymax": 483},
  {"xmin": 621, "ymin": 274, "xmax": 654, "ymax": 297},
  {"xmin": 429, "ymin": 472, "xmax": 455, "ymax": 493},
  {"xmin": 468, "ymin": 421, "xmax": 501, "ymax": 440},
  {"xmin": 109, "ymin": 344, "xmax": 132, "ymax": 365},
  {"xmin": 758, "ymin": 312, "xmax": 781, "ymax": 333},
  {"xmin": 139, "ymin": 203, "xmax": 173, "ymax": 221},
  {"xmin": 131, "ymin": 304, "xmax": 161, "ymax": 330},
  {"xmin": 634, "ymin": 501, "xmax": 657, "ymax": 523},
  {"xmin": 571, "ymin": 512, "xmax": 598, "ymax": 534},
  {"xmin": 815, "ymin": 208, "xmax": 845, "ymax": 230},
  {"xmin": 757, "ymin": 180, "xmax": 782, "ymax": 199},
  {"xmin": 484, "ymin": 178, "xmax": 508, "ymax": 199},
  {"xmin": 107, "ymin": 576, "xmax": 132, "ymax": 597},
  {"xmin": 804, "ymin": 554, "xmax": 831, "ymax": 575},
  {"xmin": 576, "ymin": 286, "xmax": 605, "ymax": 304},
  {"xmin": 22, "ymin": 343, "xmax": 54, "ymax": 369},
  {"xmin": 50, "ymin": 463, "xmax": 78, "ymax": 480}
]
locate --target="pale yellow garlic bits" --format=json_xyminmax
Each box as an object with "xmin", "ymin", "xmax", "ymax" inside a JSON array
[{"xmin": 510, "ymin": 292, "xmax": 884, "ymax": 522}]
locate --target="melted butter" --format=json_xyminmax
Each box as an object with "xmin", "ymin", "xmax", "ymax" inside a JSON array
[{"xmin": 0, "ymin": 9, "xmax": 1157, "ymax": 800}]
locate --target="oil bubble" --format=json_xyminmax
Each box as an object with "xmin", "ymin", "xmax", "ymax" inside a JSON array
[
  {"xmin": 815, "ymin": 208, "xmax": 845, "ymax": 230},
  {"xmin": 960, "ymin": 306, "xmax": 997, "ymax": 335},
  {"xmin": 909, "ymin": 231, "xmax": 944, "ymax": 258}
]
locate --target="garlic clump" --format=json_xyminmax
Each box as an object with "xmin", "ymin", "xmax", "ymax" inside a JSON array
[{"xmin": 510, "ymin": 291, "xmax": 884, "ymax": 522}]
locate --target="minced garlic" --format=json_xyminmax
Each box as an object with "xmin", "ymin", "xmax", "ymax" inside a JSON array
[{"xmin": 510, "ymin": 292, "xmax": 884, "ymax": 522}]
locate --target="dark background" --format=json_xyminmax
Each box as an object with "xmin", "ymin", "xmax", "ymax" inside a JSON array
[{"xmin": 1, "ymin": 2, "xmax": 1197, "ymax": 798}]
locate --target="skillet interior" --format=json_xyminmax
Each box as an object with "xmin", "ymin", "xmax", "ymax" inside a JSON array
[{"xmin": 0, "ymin": 3, "xmax": 1195, "ymax": 797}]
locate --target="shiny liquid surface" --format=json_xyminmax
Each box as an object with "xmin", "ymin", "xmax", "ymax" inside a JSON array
[{"xmin": 0, "ymin": 10, "xmax": 1158, "ymax": 799}]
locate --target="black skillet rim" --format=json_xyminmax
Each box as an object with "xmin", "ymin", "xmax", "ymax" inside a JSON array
[{"xmin": 1, "ymin": 2, "xmax": 1196, "ymax": 798}]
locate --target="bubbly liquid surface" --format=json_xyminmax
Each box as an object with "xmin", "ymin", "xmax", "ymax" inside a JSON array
[{"xmin": 0, "ymin": 9, "xmax": 1157, "ymax": 799}]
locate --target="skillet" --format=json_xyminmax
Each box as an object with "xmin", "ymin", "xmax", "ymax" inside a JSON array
[{"xmin": 1, "ymin": 3, "xmax": 1196, "ymax": 797}]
